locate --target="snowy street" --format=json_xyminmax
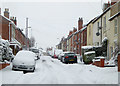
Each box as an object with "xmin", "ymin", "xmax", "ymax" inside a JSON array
[{"xmin": 0, "ymin": 55, "xmax": 118, "ymax": 84}]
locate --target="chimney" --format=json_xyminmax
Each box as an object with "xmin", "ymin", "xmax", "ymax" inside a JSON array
[
  {"xmin": 111, "ymin": 0, "xmax": 119, "ymax": 5},
  {"xmin": 78, "ymin": 17, "xmax": 83, "ymax": 30},
  {"xmin": 14, "ymin": 17, "xmax": 17, "ymax": 25},
  {"xmin": 69, "ymin": 31, "xmax": 73, "ymax": 36},
  {"xmin": 103, "ymin": 2, "xmax": 110, "ymax": 11},
  {"xmin": 10, "ymin": 16, "xmax": 17, "ymax": 25},
  {"xmin": 0, "ymin": 8, "xmax": 1, "ymax": 14},
  {"xmin": 73, "ymin": 27, "xmax": 77, "ymax": 32},
  {"xmin": 4, "ymin": 8, "xmax": 9, "ymax": 19}
]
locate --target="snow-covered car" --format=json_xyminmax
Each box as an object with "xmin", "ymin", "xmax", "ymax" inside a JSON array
[
  {"xmin": 29, "ymin": 47, "xmax": 40, "ymax": 60},
  {"xmin": 12, "ymin": 50, "xmax": 36, "ymax": 72},
  {"xmin": 58, "ymin": 52, "xmax": 64, "ymax": 60},
  {"xmin": 61, "ymin": 52, "xmax": 77, "ymax": 63}
]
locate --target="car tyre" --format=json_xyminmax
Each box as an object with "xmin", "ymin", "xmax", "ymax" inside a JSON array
[{"xmin": 32, "ymin": 67, "xmax": 35, "ymax": 72}]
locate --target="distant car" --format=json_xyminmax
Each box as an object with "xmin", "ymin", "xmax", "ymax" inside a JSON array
[
  {"xmin": 53, "ymin": 49, "xmax": 63, "ymax": 59},
  {"xmin": 29, "ymin": 47, "xmax": 40, "ymax": 60},
  {"xmin": 12, "ymin": 50, "xmax": 36, "ymax": 72},
  {"xmin": 58, "ymin": 53, "xmax": 64, "ymax": 60},
  {"xmin": 61, "ymin": 52, "xmax": 77, "ymax": 63}
]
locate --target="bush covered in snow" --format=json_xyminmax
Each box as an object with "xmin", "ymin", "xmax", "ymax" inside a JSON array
[{"xmin": 0, "ymin": 37, "xmax": 14, "ymax": 62}]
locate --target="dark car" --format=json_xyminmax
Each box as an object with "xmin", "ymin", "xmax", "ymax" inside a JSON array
[{"xmin": 61, "ymin": 52, "xmax": 77, "ymax": 63}]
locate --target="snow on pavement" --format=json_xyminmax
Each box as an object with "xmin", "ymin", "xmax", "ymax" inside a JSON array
[{"xmin": 0, "ymin": 55, "xmax": 118, "ymax": 84}]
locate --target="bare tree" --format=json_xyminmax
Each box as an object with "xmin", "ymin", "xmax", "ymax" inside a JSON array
[{"xmin": 29, "ymin": 36, "xmax": 35, "ymax": 47}]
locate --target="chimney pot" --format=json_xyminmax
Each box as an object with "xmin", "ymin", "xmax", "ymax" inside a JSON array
[
  {"xmin": 4, "ymin": 8, "xmax": 9, "ymax": 19},
  {"xmin": 0, "ymin": 8, "xmax": 1, "ymax": 14}
]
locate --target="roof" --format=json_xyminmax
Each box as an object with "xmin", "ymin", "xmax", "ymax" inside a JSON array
[
  {"xmin": 92, "ymin": 7, "xmax": 111, "ymax": 23},
  {"xmin": 81, "ymin": 26, "xmax": 87, "ymax": 32},
  {"xmin": 109, "ymin": 11, "xmax": 120, "ymax": 21},
  {"xmin": 86, "ymin": 17, "xmax": 97, "ymax": 26},
  {"xmin": 0, "ymin": 14, "xmax": 11, "ymax": 22}
]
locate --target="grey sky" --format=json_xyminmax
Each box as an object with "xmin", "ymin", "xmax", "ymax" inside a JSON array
[{"xmin": 1, "ymin": 1, "xmax": 108, "ymax": 50}]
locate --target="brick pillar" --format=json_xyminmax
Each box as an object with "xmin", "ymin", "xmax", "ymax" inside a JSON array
[
  {"xmin": 118, "ymin": 53, "xmax": 120, "ymax": 72},
  {"xmin": 100, "ymin": 58, "xmax": 104, "ymax": 67}
]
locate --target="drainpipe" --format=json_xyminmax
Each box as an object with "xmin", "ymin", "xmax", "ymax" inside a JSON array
[
  {"xmin": 9, "ymin": 22, "xmax": 11, "ymax": 42},
  {"xmin": 100, "ymin": 17, "xmax": 102, "ymax": 44}
]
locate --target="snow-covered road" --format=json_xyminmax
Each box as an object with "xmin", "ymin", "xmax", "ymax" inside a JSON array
[{"xmin": 0, "ymin": 55, "xmax": 118, "ymax": 84}]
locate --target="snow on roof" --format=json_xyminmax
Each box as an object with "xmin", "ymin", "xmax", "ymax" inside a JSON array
[
  {"xmin": 81, "ymin": 26, "xmax": 87, "ymax": 32},
  {"xmin": 102, "ymin": 37, "xmax": 108, "ymax": 42},
  {"xmin": 84, "ymin": 51, "xmax": 95, "ymax": 55},
  {"xmin": 82, "ymin": 46, "xmax": 93, "ymax": 49},
  {"xmin": 109, "ymin": 12, "xmax": 120, "ymax": 21}
]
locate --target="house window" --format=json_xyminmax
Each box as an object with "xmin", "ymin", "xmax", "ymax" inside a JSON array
[
  {"xmin": 89, "ymin": 25, "xmax": 91, "ymax": 36},
  {"xmin": 97, "ymin": 22, "xmax": 99, "ymax": 32},
  {"xmin": 110, "ymin": 47, "xmax": 113, "ymax": 58},
  {"xmin": 97, "ymin": 42, "xmax": 99, "ymax": 46},
  {"xmin": 114, "ymin": 19, "xmax": 117, "ymax": 35},
  {"xmin": 81, "ymin": 33, "xmax": 83, "ymax": 43},
  {"xmin": 104, "ymin": 16, "xmax": 106, "ymax": 30}
]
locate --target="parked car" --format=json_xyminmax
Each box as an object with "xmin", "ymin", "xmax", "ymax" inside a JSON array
[
  {"xmin": 12, "ymin": 50, "xmax": 36, "ymax": 72},
  {"xmin": 58, "ymin": 52, "xmax": 64, "ymax": 60},
  {"xmin": 29, "ymin": 47, "xmax": 40, "ymax": 60},
  {"xmin": 53, "ymin": 49, "xmax": 63, "ymax": 59},
  {"xmin": 61, "ymin": 52, "xmax": 77, "ymax": 63}
]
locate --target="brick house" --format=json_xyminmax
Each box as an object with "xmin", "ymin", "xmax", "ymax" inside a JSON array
[
  {"xmin": 0, "ymin": 8, "xmax": 29, "ymax": 55},
  {"xmin": 62, "ymin": 17, "xmax": 87, "ymax": 55}
]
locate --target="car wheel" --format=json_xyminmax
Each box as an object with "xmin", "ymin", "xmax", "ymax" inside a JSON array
[
  {"xmin": 12, "ymin": 67, "xmax": 15, "ymax": 70},
  {"xmin": 32, "ymin": 67, "xmax": 35, "ymax": 72}
]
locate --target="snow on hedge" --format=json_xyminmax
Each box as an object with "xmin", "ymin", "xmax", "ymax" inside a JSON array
[
  {"xmin": 94, "ymin": 56, "xmax": 105, "ymax": 59},
  {"xmin": 102, "ymin": 37, "xmax": 108, "ymax": 42},
  {"xmin": 81, "ymin": 46, "xmax": 93, "ymax": 49},
  {"xmin": 84, "ymin": 51, "xmax": 95, "ymax": 55}
]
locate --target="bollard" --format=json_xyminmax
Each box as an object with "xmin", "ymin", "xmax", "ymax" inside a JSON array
[
  {"xmin": 118, "ymin": 53, "xmax": 120, "ymax": 72},
  {"xmin": 100, "ymin": 58, "xmax": 104, "ymax": 67}
]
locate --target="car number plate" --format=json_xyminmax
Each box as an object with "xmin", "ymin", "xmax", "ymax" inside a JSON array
[{"xmin": 69, "ymin": 59, "xmax": 74, "ymax": 61}]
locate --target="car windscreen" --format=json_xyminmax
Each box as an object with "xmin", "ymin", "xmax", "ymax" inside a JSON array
[
  {"xmin": 65, "ymin": 53, "xmax": 75, "ymax": 56},
  {"xmin": 31, "ymin": 49, "xmax": 39, "ymax": 53}
]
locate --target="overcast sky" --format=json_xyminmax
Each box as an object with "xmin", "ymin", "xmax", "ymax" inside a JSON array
[{"xmin": 1, "ymin": 0, "xmax": 110, "ymax": 50}]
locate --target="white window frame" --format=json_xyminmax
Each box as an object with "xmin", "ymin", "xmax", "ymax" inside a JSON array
[
  {"xmin": 114, "ymin": 18, "xmax": 118, "ymax": 35},
  {"xmin": 104, "ymin": 16, "xmax": 106, "ymax": 30}
]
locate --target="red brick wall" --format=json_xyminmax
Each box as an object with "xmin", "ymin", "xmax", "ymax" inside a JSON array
[
  {"xmin": 118, "ymin": 53, "xmax": 120, "ymax": 72},
  {"xmin": 83, "ymin": 29, "xmax": 87, "ymax": 46},
  {"xmin": 0, "ymin": 16, "xmax": 2, "ymax": 36},
  {"xmin": 2, "ymin": 18, "xmax": 9, "ymax": 40}
]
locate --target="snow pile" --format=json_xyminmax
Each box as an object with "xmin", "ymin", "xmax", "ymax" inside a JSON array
[
  {"xmin": 107, "ymin": 52, "xmax": 119, "ymax": 65},
  {"xmin": 94, "ymin": 56, "xmax": 105, "ymax": 59},
  {"xmin": 93, "ymin": 56, "xmax": 105, "ymax": 62},
  {"xmin": 102, "ymin": 37, "xmax": 108, "ymax": 42}
]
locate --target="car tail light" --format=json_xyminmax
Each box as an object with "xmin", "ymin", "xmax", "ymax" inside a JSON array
[
  {"xmin": 65, "ymin": 56, "xmax": 68, "ymax": 58},
  {"xmin": 74, "ymin": 56, "xmax": 77, "ymax": 58}
]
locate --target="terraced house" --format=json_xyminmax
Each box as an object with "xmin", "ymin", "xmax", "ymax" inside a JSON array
[{"xmin": 0, "ymin": 8, "xmax": 30, "ymax": 55}]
